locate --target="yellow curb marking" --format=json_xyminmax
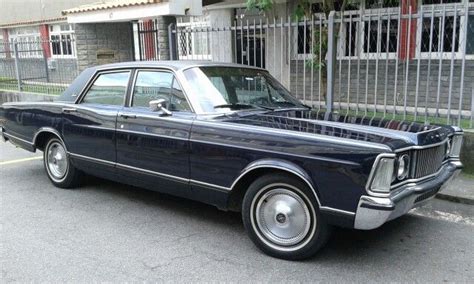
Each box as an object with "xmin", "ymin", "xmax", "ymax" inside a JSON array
[{"xmin": 0, "ymin": 156, "xmax": 42, "ymax": 166}]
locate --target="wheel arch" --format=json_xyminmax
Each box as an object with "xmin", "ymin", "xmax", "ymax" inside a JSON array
[
  {"xmin": 227, "ymin": 159, "xmax": 322, "ymax": 211},
  {"xmin": 33, "ymin": 127, "xmax": 66, "ymax": 152}
]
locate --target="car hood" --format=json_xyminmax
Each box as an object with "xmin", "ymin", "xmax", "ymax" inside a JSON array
[{"xmin": 221, "ymin": 110, "xmax": 455, "ymax": 151}]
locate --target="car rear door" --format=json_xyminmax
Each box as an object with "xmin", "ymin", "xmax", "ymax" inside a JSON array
[
  {"xmin": 62, "ymin": 70, "xmax": 132, "ymax": 173},
  {"xmin": 115, "ymin": 69, "xmax": 194, "ymax": 196}
]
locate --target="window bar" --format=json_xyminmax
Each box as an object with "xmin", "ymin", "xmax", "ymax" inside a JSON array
[
  {"xmin": 234, "ymin": 20, "xmax": 238, "ymax": 63},
  {"xmin": 273, "ymin": 17, "xmax": 276, "ymax": 78},
  {"xmin": 425, "ymin": 6, "xmax": 435, "ymax": 123},
  {"xmin": 365, "ymin": 14, "xmax": 371, "ymax": 116},
  {"xmin": 311, "ymin": 14, "xmax": 315, "ymax": 106},
  {"xmin": 260, "ymin": 18, "xmax": 263, "ymax": 68},
  {"xmin": 414, "ymin": 6, "xmax": 423, "ymax": 121},
  {"xmin": 138, "ymin": 22, "xmax": 143, "ymax": 61},
  {"xmin": 281, "ymin": 17, "xmax": 284, "ymax": 83},
  {"xmin": 458, "ymin": 3, "xmax": 469, "ymax": 126},
  {"xmin": 383, "ymin": 12, "xmax": 391, "ymax": 118},
  {"xmin": 241, "ymin": 19, "xmax": 244, "ymax": 65},
  {"xmin": 247, "ymin": 19, "xmax": 250, "ymax": 66},
  {"xmin": 393, "ymin": 8, "xmax": 402, "ymax": 119},
  {"xmin": 254, "ymin": 19, "xmax": 257, "ymax": 67},
  {"xmin": 356, "ymin": 11, "xmax": 362, "ymax": 115},
  {"xmin": 295, "ymin": 18, "xmax": 299, "ymax": 99},
  {"xmin": 447, "ymin": 5, "xmax": 458, "ymax": 125},
  {"xmin": 319, "ymin": 14, "xmax": 323, "ymax": 111},
  {"xmin": 374, "ymin": 9, "xmax": 382, "ymax": 116},
  {"xmin": 198, "ymin": 22, "xmax": 202, "ymax": 61},
  {"xmin": 347, "ymin": 13, "xmax": 353, "ymax": 116},
  {"xmin": 338, "ymin": 13, "xmax": 343, "ymax": 112},
  {"xmin": 303, "ymin": 16, "xmax": 307, "ymax": 102},
  {"xmin": 471, "ymin": 85, "xmax": 473, "ymax": 129},
  {"xmin": 435, "ymin": 6, "xmax": 446, "ymax": 120},
  {"xmin": 403, "ymin": 5, "xmax": 413, "ymax": 120},
  {"xmin": 288, "ymin": 16, "xmax": 291, "ymax": 97},
  {"xmin": 155, "ymin": 20, "xmax": 159, "ymax": 60}
]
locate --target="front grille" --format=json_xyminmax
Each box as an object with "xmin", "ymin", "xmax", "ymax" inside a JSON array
[{"xmin": 413, "ymin": 143, "xmax": 446, "ymax": 179}]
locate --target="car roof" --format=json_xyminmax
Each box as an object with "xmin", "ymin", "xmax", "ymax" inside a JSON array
[{"xmin": 90, "ymin": 60, "xmax": 266, "ymax": 72}]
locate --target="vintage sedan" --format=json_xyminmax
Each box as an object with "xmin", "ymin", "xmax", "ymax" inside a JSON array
[{"xmin": 0, "ymin": 61, "xmax": 463, "ymax": 260}]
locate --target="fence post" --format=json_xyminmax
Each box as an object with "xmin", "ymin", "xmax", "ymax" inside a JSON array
[
  {"xmin": 168, "ymin": 23, "xmax": 177, "ymax": 60},
  {"xmin": 43, "ymin": 46, "xmax": 50, "ymax": 83},
  {"xmin": 326, "ymin": 11, "xmax": 336, "ymax": 113},
  {"xmin": 13, "ymin": 41, "xmax": 22, "ymax": 92}
]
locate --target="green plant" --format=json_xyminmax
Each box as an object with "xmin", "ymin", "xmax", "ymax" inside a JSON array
[{"xmin": 245, "ymin": 0, "xmax": 401, "ymax": 103}]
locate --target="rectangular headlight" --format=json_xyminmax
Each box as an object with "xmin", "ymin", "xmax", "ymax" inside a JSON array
[
  {"xmin": 370, "ymin": 156, "xmax": 395, "ymax": 193},
  {"xmin": 449, "ymin": 134, "xmax": 463, "ymax": 158}
]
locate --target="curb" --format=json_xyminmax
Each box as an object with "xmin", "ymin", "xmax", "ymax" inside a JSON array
[{"xmin": 435, "ymin": 193, "xmax": 474, "ymax": 206}]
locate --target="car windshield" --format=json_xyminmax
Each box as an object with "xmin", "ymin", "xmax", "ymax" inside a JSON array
[{"xmin": 182, "ymin": 66, "xmax": 305, "ymax": 113}]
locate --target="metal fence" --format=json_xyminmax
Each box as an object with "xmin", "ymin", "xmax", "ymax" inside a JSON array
[
  {"xmin": 0, "ymin": 37, "xmax": 79, "ymax": 95},
  {"xmin": 171, "ymin": 4, "xmax": 474, "ymax": 128}
]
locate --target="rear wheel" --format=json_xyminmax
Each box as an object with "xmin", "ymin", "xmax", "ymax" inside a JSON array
[
  {"xmin": 242, "ymin": 174, "xmax": 331, "ymax": 260},
  {"xmin": 43, "ymin": 137, "xmax": 82, "ymax": 188}
]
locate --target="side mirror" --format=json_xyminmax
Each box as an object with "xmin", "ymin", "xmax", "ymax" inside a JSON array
[{"xmin": 149, "ymin": 99, "xmax": 172, "ymax": 116}]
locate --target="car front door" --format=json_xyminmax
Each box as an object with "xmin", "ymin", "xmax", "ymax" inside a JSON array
[
  {"xmin": 62, "ymin": 70, "xmax": 131, "ymax": 174},
  {"xmin": 115, "ymin": 69, "xmax": 194, "ymax": 196}
]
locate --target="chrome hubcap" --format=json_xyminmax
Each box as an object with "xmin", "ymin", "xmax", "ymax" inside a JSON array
[
  {"xmin": 255, "ymin": 188, "xmax": 312, "ymax": 247},
  {"xmin": 47, "ymin": 142, "xmax": 67, "ymax": 179}
]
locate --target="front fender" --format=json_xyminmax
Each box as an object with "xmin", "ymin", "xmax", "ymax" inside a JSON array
[{"xmin": 230, "ymin": 158, "xmax": 322, "ymax": 206}]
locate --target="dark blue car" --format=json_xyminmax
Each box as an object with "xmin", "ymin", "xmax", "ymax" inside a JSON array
[{"xmin": 0, "ymin": 61, "xmax": 463, "ymax": 260}]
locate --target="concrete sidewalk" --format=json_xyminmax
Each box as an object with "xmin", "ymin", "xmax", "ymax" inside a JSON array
[{"xmin": 437, "ymin": 173, "xmax": 474, "ymax": 205}]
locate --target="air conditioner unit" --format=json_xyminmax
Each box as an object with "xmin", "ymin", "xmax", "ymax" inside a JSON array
[{"xmin": 47, "ymin": 58, "xmax": 57, "ymax": 70}]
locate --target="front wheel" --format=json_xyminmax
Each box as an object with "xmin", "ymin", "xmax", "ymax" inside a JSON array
[
  {"xmin": 242, "ymin": 174, "xmax": 331, "ymax": 260},
  {"xmin": 43, "ymin": 137, "xmax": 82, "ymax": 188}
]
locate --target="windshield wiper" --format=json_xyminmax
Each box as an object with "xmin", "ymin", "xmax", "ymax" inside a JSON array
[{"xmin": 214, "ymin": 103, "xmax": 271, "ymax": 110}]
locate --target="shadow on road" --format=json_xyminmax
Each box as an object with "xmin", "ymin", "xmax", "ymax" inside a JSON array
[{"xmin": 79, "ymin": 174, "xmax": 436, "ymax": 261}]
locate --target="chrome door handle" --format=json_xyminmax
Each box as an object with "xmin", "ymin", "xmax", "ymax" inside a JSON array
[
  {"xmin": 62, "ymin": 107, "xmax": 77, "ymax": 113},
  {"xmin": 119, "ymin": 113, "xmax": 137, "ymax": 119}
]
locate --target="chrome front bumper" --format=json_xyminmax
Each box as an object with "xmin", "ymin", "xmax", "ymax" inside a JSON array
[{"xmin": 354, "ymin": 160, "xmax": 462, "ymax": 230}]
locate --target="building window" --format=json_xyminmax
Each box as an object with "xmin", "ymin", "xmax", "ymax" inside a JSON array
[
  {"xmin": 296, "ymin": 1, "xmax": 360, "ymax": 58},
  {"xmin": 362, "ymin": 17, "xmax": 399, "ymax": 57},
  {"xmin": 9, "ymin": 27, "xmax": 42, "ymax": 57},
  {"xmin": 0, "ymin": 34, "xmax": 5, "ymax": 59},
  {"xmin": 417, "ymin": 1, "xmax": 467, "ymax": 59},
  {"xmin": 49, "ymin": 24, "xmax": 75, "ymax": 58},
  {"xmin": 176, "ymin": 16, "xmax": 211, "ymax": 60}
]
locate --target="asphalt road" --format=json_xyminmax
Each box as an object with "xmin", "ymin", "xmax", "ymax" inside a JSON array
[{"xmin": 1, "ymin": 141, "xmax": 473, "ymax": 282}]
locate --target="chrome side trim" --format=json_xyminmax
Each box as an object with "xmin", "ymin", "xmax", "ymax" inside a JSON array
[
  {"xmin": 33, "ymin": 127, "xmax": 67, "ymax": 150},
  {"xmin": 3, "ymin": 132, "xmax": 34, "ymax": 146},
  {"xmin": 230, "ymin": 164, "xmax": 322, "ymax": 206},
  {"xmin": 320, "ymin": 206, "xmax": 356, "ymax": 216},
  {"xmin": 116, "ymin": 128, "xmax": 189, "ymax": 141},
  {"xmin": 189, "ymin": 138, "xmax": 360, "ymax": 166},
  {"xmin": 115, "ymin": 162, "xmax": 189, "ymax": 183},
  {"xmin": 66, "ymin": 152, "xmax": 355, "ymax": 214},
  {"xmin": 68, "ymin": 152, "xmax": 115, "ymax": 166},
  {"xmin": 394, "ymin": 137, "xmax": 450, "ymax": 153},
  {"xmin": 192, "ymin": 120, "xmax": 392, "ymax": 152},
  {"xmin": 189, "ymin": 179, "xmax": 230, "ymax": 192}
]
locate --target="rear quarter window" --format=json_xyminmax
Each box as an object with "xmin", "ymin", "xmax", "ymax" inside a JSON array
[{"xmin": 81, "ymin": 71, "xmax": 130, "ymax": 106}]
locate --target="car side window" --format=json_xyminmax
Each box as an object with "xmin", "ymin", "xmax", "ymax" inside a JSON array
[
  {"xmin": 81, "ymin": 71, "xmax": 130, "ymax": 105},
  {"xmin": 132, "ymin": 71, "xmax": 191, "ymax": 112}
]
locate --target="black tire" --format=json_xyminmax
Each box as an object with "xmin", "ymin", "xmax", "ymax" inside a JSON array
[
  {"xmin": 242, "ymin": 173, "xmax": 331, "ymax": 260},
  {"xmin": 43, "ymin": 137, "xmax": 82, "ymax": 188}
]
